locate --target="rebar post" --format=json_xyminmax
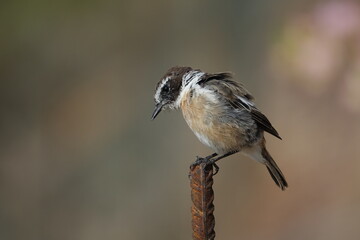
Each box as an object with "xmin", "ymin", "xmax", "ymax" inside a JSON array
[{"xmin": 189, "ymin": 163, "xmax": 216, "ymax": 240}]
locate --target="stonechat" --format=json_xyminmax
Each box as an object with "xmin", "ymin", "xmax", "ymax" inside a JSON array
[{"xmin": 152, "ymin": 66, "xmax": 288, "ymax": 190}]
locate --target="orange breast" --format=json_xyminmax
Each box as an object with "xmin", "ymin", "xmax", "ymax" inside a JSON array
[{"xmin": 180, "ymin": 89, "xmax": 246, "ymax": 154}]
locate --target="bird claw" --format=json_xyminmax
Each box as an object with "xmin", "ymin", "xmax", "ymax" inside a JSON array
[
  {"xmin": 212, "ymin": 162, "xmax": 220, "ymax": 175},
  {"xmin": 190, "ymin": 156, "xmax": 208, "ymax": 170},
  {"xmin": 189, "ymin": 156, "xmax": 220, "ymax": 176}
]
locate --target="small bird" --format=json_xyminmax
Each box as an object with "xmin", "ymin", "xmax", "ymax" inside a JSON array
[{"xmin": 152, "ymin": 66, "xmax": 288, "ymax": 190}]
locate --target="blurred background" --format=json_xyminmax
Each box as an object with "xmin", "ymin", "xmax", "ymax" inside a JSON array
[{"xmin": 1, "ymin": 0, "xmax": 360, "ymax": 239}]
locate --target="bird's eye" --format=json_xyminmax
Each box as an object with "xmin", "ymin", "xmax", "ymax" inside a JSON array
[{"xmin": 163, "ymin": 85, "xmax": 169, "ymax": 93}]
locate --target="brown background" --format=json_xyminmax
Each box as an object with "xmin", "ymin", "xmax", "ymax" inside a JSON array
[{"xmin": 1, "ymin": 0, "xmax": 360, "ymax": 239}]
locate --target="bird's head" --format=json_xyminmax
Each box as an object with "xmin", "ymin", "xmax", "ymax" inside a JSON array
[{"xmin": 152, "ymin": 66, "xmax": 194, "ymax": 120}]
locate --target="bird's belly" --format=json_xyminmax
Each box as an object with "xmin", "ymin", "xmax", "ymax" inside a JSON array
[
  {"xmin": 180, "ymin": 93, "xmax": 250, "ymax": 154},
  {"xmin": 187, "ymin": 119, "xmax": 247, "ymax": 154},
  {"xmin": 191, "ymin": 128, "xmax": 242, "ymax": 154}
]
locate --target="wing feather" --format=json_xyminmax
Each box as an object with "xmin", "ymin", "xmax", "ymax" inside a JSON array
[{"xmin": 200, "ymin": 73, "xmax": 282, "ymax": 140}]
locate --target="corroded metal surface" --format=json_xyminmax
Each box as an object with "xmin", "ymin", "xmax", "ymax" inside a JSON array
[{"xmin": 189, "ymin": 163, "xmax": 215, "ymax": 240}]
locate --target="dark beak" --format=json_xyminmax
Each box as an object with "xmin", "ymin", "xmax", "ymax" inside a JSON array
[{"xmin": 151, "ymin": 103, "xmax": 163, "ymax": 120}]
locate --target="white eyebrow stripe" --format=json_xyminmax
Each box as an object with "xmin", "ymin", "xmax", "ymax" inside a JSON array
[{"xmin": 154, "ymin": 76, "xmax": 170, "ymax": 103}]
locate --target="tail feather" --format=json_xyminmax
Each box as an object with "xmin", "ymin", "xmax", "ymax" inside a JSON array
[{"xmin": 262, "ymin": 147, "xmax": 288, "ymax": 190}]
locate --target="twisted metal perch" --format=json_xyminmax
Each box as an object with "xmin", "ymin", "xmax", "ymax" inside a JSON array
[{"xmin": 189, "ymin": 163, "xmax": 216, "ymax": 240}]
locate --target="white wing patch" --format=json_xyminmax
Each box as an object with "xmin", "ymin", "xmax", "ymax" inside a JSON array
[{"xmin": 236, "ymin": 96, "xmax": 255, "ymax": 111}]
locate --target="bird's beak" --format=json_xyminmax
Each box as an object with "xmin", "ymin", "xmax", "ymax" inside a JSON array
[{"xmin": 151, "ymin": 103, "xmax": 163, "ymax": 120}]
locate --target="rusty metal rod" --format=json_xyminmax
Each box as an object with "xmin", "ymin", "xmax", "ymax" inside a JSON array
[{"xmin": 189, "ymin": 163, "xmax": 216, "ymax": 240}]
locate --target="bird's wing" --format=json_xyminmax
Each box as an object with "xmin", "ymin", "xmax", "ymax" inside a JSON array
[{"xmin": 200, "ymin": 73, "xmax": 282, "ymax": 140}]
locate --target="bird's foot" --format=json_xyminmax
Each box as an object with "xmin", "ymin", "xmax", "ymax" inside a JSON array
[
  {"xmin": 189, "ymin": 156, "xmax": 220, "ymax": 176},
  {"xmin": 190, "ymin": 156, "xmax": 209, "ymax": 170},
  {"xmin": 212, "ymin": 162, "xmax": 220, "ymax": 175}
]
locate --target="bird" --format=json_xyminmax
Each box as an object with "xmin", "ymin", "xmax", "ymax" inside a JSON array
[{"xmin": 152, "ymin": 66, "xmax": 288, "ymax": 190}]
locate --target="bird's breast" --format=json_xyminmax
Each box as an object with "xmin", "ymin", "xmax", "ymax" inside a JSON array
[{"xmin": 180, "ymin": 87, "xmax": 248, "ymax": 154}]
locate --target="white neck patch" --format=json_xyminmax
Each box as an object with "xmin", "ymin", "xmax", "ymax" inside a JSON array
[{"xmin": 175, "ymin": 70, "xmax": 205, "ymax": 108}]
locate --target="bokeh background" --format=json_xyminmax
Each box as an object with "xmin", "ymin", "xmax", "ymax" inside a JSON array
[{"xmin": 1, "ymin": 0, "xmax": 360, "ymax": 239}]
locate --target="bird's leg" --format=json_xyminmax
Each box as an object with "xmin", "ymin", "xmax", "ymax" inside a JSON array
[
  {"xmin": 203, "ymin": 152, "xmax": 218, "ymax": 161},
  {"xmin": 212, "ymin": 163, "xmax": 220, "ymax": 175},
  {"xmin": 189, "ymin": 152, "xmax": 236, "ymax": 176},
  {"xmin": 209, "ymin": 151, "xmax": 239, "ymax": 164},
  {"xmin": 209, "ymin": 150, "xmax": 239, "ymax": 175},
  {"xmin": 190, "ymin": 153, "xmax": 218, "ymax": 171},
  {"xmin": 190, "ymin": 151, "xmax": 238, "ymax": 176}
]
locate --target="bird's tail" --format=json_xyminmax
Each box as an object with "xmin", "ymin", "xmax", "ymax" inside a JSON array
[{"xmin": 261, "ymin": 146, "xmax": 288, "ymax": 190}]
